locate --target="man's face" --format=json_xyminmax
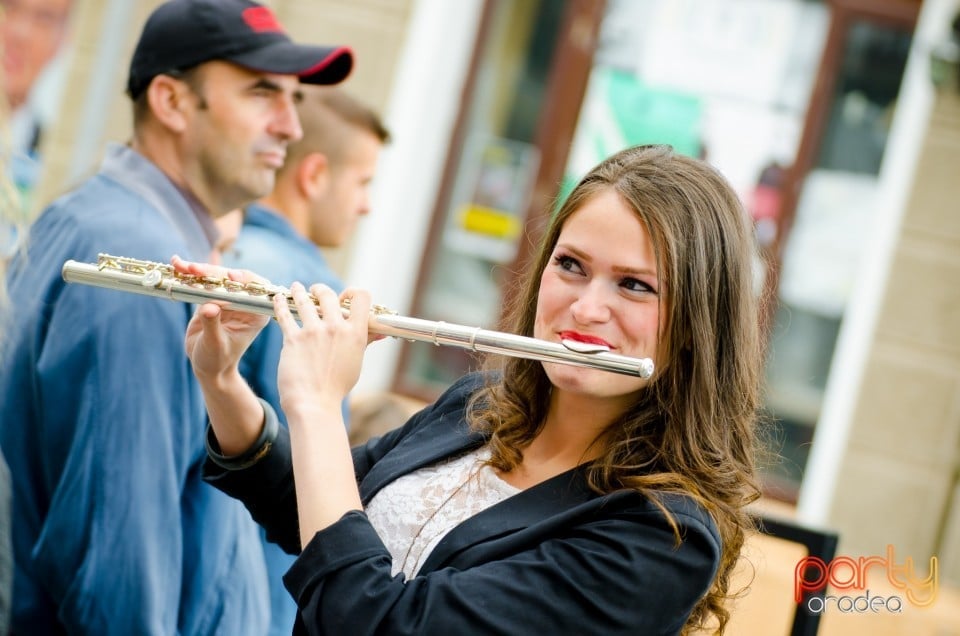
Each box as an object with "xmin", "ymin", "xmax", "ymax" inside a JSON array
[
  {"xmin": 1, "ymin": 0, "xmax": 72, "ymax": 109},
  {"xmin": 307, "ymin": 127, "xmax": 381, "ymax": 247},
  {"xmin": 179, "ymin": 61, "xmax": 303, "ymax": 215}
]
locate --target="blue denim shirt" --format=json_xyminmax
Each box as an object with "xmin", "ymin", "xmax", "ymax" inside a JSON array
[
  {"xmin": 222, "ymin": 203, "xmax": 347, "ymax": 636},
  {"xmin": 0, "ymin": 144, "xmax": 268, "ymax": 635}
]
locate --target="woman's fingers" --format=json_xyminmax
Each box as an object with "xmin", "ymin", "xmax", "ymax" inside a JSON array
[
  {"xmin": 295, "ymin": 282, "xmax": 327, "ymax": 327},
  {"xmin": 274, "ymin": 282, "xmax": 328, "ymax": 337},
  {"xmin": 343, "ymin": 288, "xmax": 380, "ymax": 342},
  {"xmin": 274, "ymin": 283, "xmax": 373, "ymax": 342},
  {"xmin": 340, "ymin": 288, "xmax": 371, "ymax": 326},
  {"xmin": 197, "ymin": 305, "xmax": 224, "ymax": 352},
  {"xmin": 171, "ymin": 254, "xmax": 227, "ymax": 278},
  {"xmin": 273, "ymin": 285, "xmax": 298, "ymax": 334},
  {"xmin": 171, "ymin": 254, "xmax": 267, "ymax": 286},
  {"xmin": 311, "ymin": 284, "xmax": 343, "ymax": 327},
  {"xmin": 198, "ymin": 302, "xmax": 222, "ymax": 321}
]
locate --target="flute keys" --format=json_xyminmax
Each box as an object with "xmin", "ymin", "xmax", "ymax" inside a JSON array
[{"xmin": 141, "ymin": 269, "xmax": 163, "ymax": 288}]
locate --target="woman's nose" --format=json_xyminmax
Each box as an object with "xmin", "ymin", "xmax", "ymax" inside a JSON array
[{"xmin": 570, "ymin": 282, "xmax": 611, "ymax": 324}]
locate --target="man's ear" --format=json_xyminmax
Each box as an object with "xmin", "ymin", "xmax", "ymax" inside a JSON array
[
  {"xmin": 297, "ymin": 152, "xmax": 330, "ymax": 199},
  {"xmin": 145, "ymin": 75, "xmax": 192, "ymax": 133}
]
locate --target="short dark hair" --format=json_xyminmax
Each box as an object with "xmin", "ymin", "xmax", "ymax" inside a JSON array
[
  {"xmin": 317, "ymin": 88, "xmax": 390, "ymax": 144},
  {"xmin": 281, "ymin": 87, "xmax": 390, "ymax": 172}
]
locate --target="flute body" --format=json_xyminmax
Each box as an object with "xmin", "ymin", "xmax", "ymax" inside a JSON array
[{"xmin": 61, "ymin": 255, "xmax": 655, "ymax": 379}]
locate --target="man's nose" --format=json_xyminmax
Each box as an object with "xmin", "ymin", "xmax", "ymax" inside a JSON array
[
  {"xmin": 358, "ymin": 191, "xmax": 371, "ymax": 217},
  {"xmin": 271, "ymin": 96, "xmax": 302, "ymax": 142}
]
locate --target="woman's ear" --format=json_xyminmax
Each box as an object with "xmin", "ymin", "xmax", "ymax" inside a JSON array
[
  {"xmin": 297, "ymin": 152, "xmax": 330, "ymax": 200},
  {"xmin": 145, "ymin": 75, "xmax": 191, "ymax": 133}
]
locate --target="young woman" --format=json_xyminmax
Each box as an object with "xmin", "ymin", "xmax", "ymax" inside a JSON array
[{"xmin": 181, "ymin": 144, "xmax": 763, "ymax": 635}]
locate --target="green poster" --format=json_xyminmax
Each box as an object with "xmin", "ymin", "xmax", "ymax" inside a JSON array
[{"xmin": 560, "ymin": 68, "xmax": 703, "ymax": 206}]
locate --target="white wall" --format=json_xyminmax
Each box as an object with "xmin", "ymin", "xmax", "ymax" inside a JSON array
[
  {"xmin": 346, "ymin": 0, "xmax": 484, "ymax": 394},
  {"xmin": 797, "ymin": 0, "xmax": 956, "ymax": 523}
]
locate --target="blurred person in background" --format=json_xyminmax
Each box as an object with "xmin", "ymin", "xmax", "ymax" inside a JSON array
[
  {"xmin": 0, "ymin": 0, "xmax": 74, "ymax": 211},
  {"xmin": 0, "ymin": 0, "xmax": 353, "ymax": 632},
  {"xmin": 0, "ymin": 116, "xmax": 18, "ymax": 636},
  {"xmin": 215, "ymin": 85, "xmax": 389, "ymax": 636},
  {"xmin": 0, "ymin": 4, "xmax": 36, "ymax": 626}
]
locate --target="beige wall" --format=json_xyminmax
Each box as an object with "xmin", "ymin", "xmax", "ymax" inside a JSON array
[
  {"xmin": 828, "ymin": 88, "xmax": 960, "ymax": 586},
  {"xmin": 271, "ymin": 0, "xmax": 415, "ymax": 273},
  {"xmin": 34, "ymin": 0, "xmax": 414, "ymax": 226},
  {"xmin": 35, "ymin": 0, "xmax": 160, "ymax": 205},
  {"xmin": 273, "ymin": 0, "xmax": 413, "ymax": 110}
]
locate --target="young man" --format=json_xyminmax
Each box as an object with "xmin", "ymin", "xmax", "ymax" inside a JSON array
[
  {"xmin": 217, "ymin": 86, "xmax": 389, "ymax": 636},
  {"xmin": 0, "ymin": 1, "xmax": 352, "ymax": 633}
]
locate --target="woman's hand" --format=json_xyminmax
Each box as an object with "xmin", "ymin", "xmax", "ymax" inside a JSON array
[
  {"xmin": 273, "ymin": 282, "xmax": 371, "ymax": 421},
  {"xmin": 273, "ymin": 282, "xmax": 370, "ymax": 538},
  {"xmin": 175, "ymin": 255, "xmax": 271, "ymax": 381},
  {"xmin": 174, "ymin": 255, "xmax": 273, "ymax": 455}
]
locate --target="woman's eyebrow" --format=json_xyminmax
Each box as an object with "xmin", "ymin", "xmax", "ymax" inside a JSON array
[{"xmin": 612, "ymin": 265, "xmax": 658, "ymax": 277}]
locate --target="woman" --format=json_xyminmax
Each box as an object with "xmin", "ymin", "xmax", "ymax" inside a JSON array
[{"xmin": 181, "ymin": 144, "xmax": 763, "ymax": 635}]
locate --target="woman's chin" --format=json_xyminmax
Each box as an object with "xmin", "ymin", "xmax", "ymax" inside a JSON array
[{"xmin": 542, "ymin": 362, "xmax": 646, "ymax": 399}]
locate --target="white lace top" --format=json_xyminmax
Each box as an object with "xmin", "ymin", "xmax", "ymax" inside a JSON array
[{"xmin": 365, "ymin": 446, "xmax": 520, "ymax": 579}]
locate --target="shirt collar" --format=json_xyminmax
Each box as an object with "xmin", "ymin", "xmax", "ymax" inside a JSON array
[
  {"xmin": 98, "ymin": 143, "xmax": 216, "ymax": 259},
  {"xmin": 243, "ymin": 202, "xmax": 319, "ymax": 255}
]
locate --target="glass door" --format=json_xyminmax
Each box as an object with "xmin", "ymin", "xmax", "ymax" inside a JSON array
[
  {"xmin": 763, "ymin": 0, "xmax": 918, "ymax": 500},
  {"xmin": 392, "ymin": 0, "xmax": 604, "ymax": 400}
]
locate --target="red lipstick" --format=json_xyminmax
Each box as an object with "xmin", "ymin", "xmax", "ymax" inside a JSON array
[{"xmin": 559, "ymin": 331, "xmax": 612, "ymax": 353}]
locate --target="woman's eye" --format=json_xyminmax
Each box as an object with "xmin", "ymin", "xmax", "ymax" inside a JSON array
[
  {"xmin": 622, "ymin": 277, "xmax": 656, "ymax": 294},
  {"xmin": 554, "ymin": 254, "xmax": 582, "ymax": 274}
]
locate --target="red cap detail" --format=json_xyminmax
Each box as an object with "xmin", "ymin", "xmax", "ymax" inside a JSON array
[
  {"xmin": 242, "ymin": 7, "xmax": 286, "ymax": 34},
  {"xmin": 295, "ymin": 46, "xmax": 353, "ymax": 79}
]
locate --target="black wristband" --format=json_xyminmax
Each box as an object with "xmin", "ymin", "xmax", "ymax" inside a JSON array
[{"xmin": 205, "ymin": 398, "xmax": 280, "ymax": 470}]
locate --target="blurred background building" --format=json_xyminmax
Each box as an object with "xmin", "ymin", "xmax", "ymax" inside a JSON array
[{"xmin": 8, "ymin": 0, "xmax": 959, "ymax": 630}]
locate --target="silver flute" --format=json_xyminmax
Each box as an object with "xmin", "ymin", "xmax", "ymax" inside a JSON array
[{"xmin": 61, "ymin": 254, "xmax": 655, "ymax": 379}]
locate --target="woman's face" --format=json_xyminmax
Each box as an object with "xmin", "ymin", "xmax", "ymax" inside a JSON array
[{"xmin": 534, "ymin": 188, "xmax": 662, "ymax": 403}]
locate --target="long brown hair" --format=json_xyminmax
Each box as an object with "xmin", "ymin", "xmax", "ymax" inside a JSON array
[{"xmin": 468, "ymin": 144, "xmax": 763, "ymax": 634}]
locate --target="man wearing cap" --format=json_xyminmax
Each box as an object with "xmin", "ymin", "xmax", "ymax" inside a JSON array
[{"xmin": 0, "ymin": 1, "xmax": 352, "ymax": 633}]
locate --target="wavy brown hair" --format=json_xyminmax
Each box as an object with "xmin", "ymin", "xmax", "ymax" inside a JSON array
[{"xmin": 467, "ymin": 144, "xmax": 763, "ymax": 634}]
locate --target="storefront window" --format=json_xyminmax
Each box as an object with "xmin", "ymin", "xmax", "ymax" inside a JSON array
[
  {"xmin": 394, "ymin": 0, "xmax": 917, "ymax": 504},
  {"xmin": 565, "ymin": 0, "xmax": 914, "ymax": 501},
  {"xmin": 768, "ymin": 15, "xmax": 913, "ymax": 498},
  {"xmin": 395, "ymin": 0, "xmax": 567, "ymax": 396}
]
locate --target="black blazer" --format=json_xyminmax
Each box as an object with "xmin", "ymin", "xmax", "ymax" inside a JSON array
[{"xmin": 205, "ymin": 373, "xmax": 721, "ymax": 636}]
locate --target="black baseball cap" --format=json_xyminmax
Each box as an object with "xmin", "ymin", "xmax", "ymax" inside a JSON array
[{"xmin": 127, "ymin": 0, "xmax": 353, "ymax": 99}]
